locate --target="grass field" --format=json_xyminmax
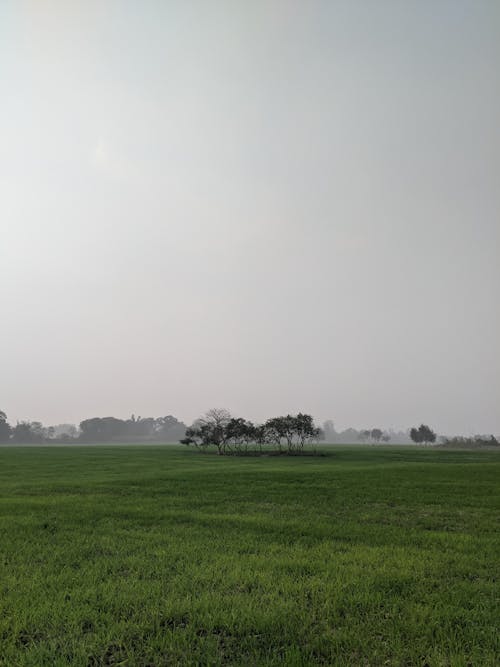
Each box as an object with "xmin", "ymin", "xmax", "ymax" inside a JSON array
[{"xmin": 0, "ymin": 445, "xmax": 498, "ymax": 666}]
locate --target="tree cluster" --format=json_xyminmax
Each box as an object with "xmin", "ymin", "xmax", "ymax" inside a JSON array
[
  {"xmin": 321, "ymin": 421, "xmax": 401, "ymax": 444},
  {"xmin": 0, "ymin": 412, "xmax": 52, "ymax": 443},
  {"xmin": 79, "ymin": 415, "xmax": 186, "ymax": 443},
  {"xmin": 439, "ymin": 435, "xmax": 499, "ymax": 449},
  {"xmin": 0, "ymin": 411, "xmax": 187, "ymax": 444},
  {"xmin": 359, "ymin": 428, "xmax": 391, "ymax": 443},
  {"xmin": 180, "ymin": 409, "xmax": 323, "ymax": 455},
  {"xmin": 0, "ymin": 411, "xmax": 12, "ymax": 443}
]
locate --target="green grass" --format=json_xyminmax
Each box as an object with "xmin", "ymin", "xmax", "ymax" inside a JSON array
[{"xmin": 0, "ymin": 445, "xmax": 498, "ymax": 666}]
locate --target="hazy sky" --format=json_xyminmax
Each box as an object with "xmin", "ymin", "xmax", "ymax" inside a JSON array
[{"xmin": 1, "ymin": 1, "xmax": 499, "ymax": 434}]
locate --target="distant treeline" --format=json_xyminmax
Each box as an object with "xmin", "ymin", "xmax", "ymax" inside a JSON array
[
  {"xmin": 0, "ymin": 411, "xmax": 187, "ymax": 444},
  {"xmin": 322, "ymin": 420, "xmax": 406, "ymax": 444},
  {"xmin": 438, "ymin": 435, "xmax": 500, "ymax": 449},
  {"xmin": 0, "ymin": 409, "xmax": 498, "ymax": 448}
]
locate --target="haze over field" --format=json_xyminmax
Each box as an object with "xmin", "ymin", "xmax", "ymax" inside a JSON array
[{"xmin": 1, "ymin": 1, "xmax": 499, "ymax": 434}]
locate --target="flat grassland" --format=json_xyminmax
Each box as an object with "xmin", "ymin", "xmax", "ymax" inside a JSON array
[{"xmin": 0, "ymin": 446, "xmax": 498, "ymax": 666}]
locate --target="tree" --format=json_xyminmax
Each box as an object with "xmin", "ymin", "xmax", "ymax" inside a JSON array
[
  {"xmin": 180, "ymin": 426, "xmax": 208, "ymax": 451},
  {"xmin": 264, "ymin": 416, "xmax": 290, "ymax": 452},
  {"xmin": 11, "ymin": 421, "xmax": 45, "ymax": 443},
  {"xmin": 252, "ymin": 424, "xmax": 269, "ymax": 452},
  {"xmin": 418, "ymin": 424, "xmax": 436, "ymax": 445},
  {"xmin": 78, "ymin": 414, "xmax": 187, "ymax": 443},
  {"xmin": 50, "ymin": 424, "xmax": 79, "ymax": 440},
  {"xmin": 410, "ymin": 424, "xmax": 436, "ymax": 445},
  {"xmin": 370, "ymin": 428, "xmax": 383, "ymax": 443},
  {"xmin": 126, "ymin": 415, "xmax": 156, "ymax": 439},
  {"xmin": 183, "ymin": 409, "xmax": 232, "ymax": 454},
  {"xmin": 322, "ymin": 420, "xmax": 337, "ymax": 444},
  {"xmin": 154, "ymin": 415, "xmax": 187, "ymax": 442},
  {"xmin": 201, "ymin": 408, "xmax": 232, "ymax": 429},
  {"xmin": 0, "ymin": 410, "xmax": 11, "ymax": 443},
  {"xmin": 224, "ymin": 417, "xmax": 255, "ymax": 453},
  {"xmin": 409, "ymin": 427, "xmax": 421, "ymax": 444},
  {"xmin": 79, "ymin": 417, "xmax": 128, "ymax": 442},
  {"xmin": 263, "ymin": 414, "xmax": 321, "ymax": 453},
  {"xmin": 295, "ymin": 413, "xmax": 323, "ymax": 449}
]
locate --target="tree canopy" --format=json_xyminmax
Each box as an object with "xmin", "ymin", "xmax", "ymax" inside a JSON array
[
  {"xmin": 410, "ymin": 424, "xmax": 436, "ymax": 445},
  {"xmin": 181, "ymin": 410, "xmax": 323, "ymax": 455},
  {"xmin": 0, "ymin": 410, "xmax": 11, "ymax": 443}
]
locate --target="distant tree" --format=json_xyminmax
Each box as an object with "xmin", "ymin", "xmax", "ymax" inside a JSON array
[
  {"xmin": 11, "ymin": 421, "xmax": 45, "ymax": 443},
  {"xmin": 409, "ymin": 427, "xmax": 422, "ymax": 444},
  {"xmin": 80, "ymin": 414, "xmax": 188, "ymax": 443},
  {"xmin": 125, "ymin": 415, "xmax": 156, "ymax": 439},
  {"xmin": 410, "ymin": 424, "xmax": 436, "ymax": 446},
  {"xmin": 201, "ymin": 408, "xmax": 232, "ymax": 430},
  {"xmin": 79, "ymin": 417, "xmax": 128, "ymax": 442},
  {"xmin": 322, "ymin": 420, "xmax": 337, "ymax": 443},
  {"xmin": 66, "ymin": 425, "xmax": 79, "ymax": 439},
  {"xmin": 440, "ymin": 435, "xmax": 499, "ymax": 449},
  {"xmin": 252, "ymin": 424, "xmax": 269, "ymax": 452},
  {"xmin": 359, "ymin": 429, "xmax": 371, "ymax": 443},
  {"xmin": 180, "ymin": 426, "xmax": 208, "ymax": 451},
  {"xmin": 154, "ymin": 415, "xmax": 187, "ymax": 442},
  {"xmin": 224, "ymin": 417, "xmax": 255, "ymax": 453},
  {"xmin": 50, "ymin": 424, "xmax": 79, "ymax": 440},
  {"xmin": 0, "ymin": 410, "xmax": 11, "ymax": 443},
  {"xmin": 183, "ymin": 409, "xmax": 232, "ymax": 455},
  {"xmin": 358, "ymin": 429, "xmax": 384, "ymax": 443},
  {"xmin": 263, "ymin": 414, "xmax": 321, "ymax": 453},
  {"xmin": 386, "ymin": 429, "xmax": 412, "ymax": 444},
  {"xmin": 419, "ymin": 424, "xmax": 436, "ymax": 445},
  {"xmin": 336, "ymin": 427, "xmax": 362, "ymax": 444},
  {"xmin": 295, "ymin": 413, "xmax": 323, "ymax": 448},
  {"xmin": 265, "ymin": 415, "xmax": 295, "ymax": 452}
]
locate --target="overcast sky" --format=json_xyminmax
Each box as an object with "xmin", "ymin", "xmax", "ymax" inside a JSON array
[{"xmin": 1, "ymin": 1, "xmax": 499, "ymax": 434}]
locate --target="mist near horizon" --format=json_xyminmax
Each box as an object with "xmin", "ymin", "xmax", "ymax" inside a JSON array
[{"xmin": 1, "ymin": 1, "xmax": 499, "ymax": 435}]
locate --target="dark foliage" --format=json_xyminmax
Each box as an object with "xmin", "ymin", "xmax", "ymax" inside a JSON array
[
  {"xmin": 0, "ymin": 409, "xmax": 187, "ymax": 444},
  {"xmin": 410, "ymin": 424, "xmax": 436, "ymax": 445},
  {"xmin": 0, "ymin": 410, "xmax": 12, "ymax": 443},
  {"xmin": 11, "ymin": 421, "xmax": 46, "ymax": 443},
  {"xmin": 181, "ymin": 409, "xmax": 323, "ymax": 455},
  {"xmin": 440, "ymin": 435, "xmax": 499, "ymax": 449},
  {"xmin": 78, "ymin": 414, "xmax": 187, "ymax": 442}
]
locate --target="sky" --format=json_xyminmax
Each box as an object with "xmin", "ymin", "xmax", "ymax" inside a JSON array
[{"xmin": 1, "ymin": 1, "xmax": 499, "ymax": 434}]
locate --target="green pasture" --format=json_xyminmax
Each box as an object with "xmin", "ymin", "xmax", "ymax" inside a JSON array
[{"xmin": 0, "ymin": 445, "xmax": 498, "ymax": 665}]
